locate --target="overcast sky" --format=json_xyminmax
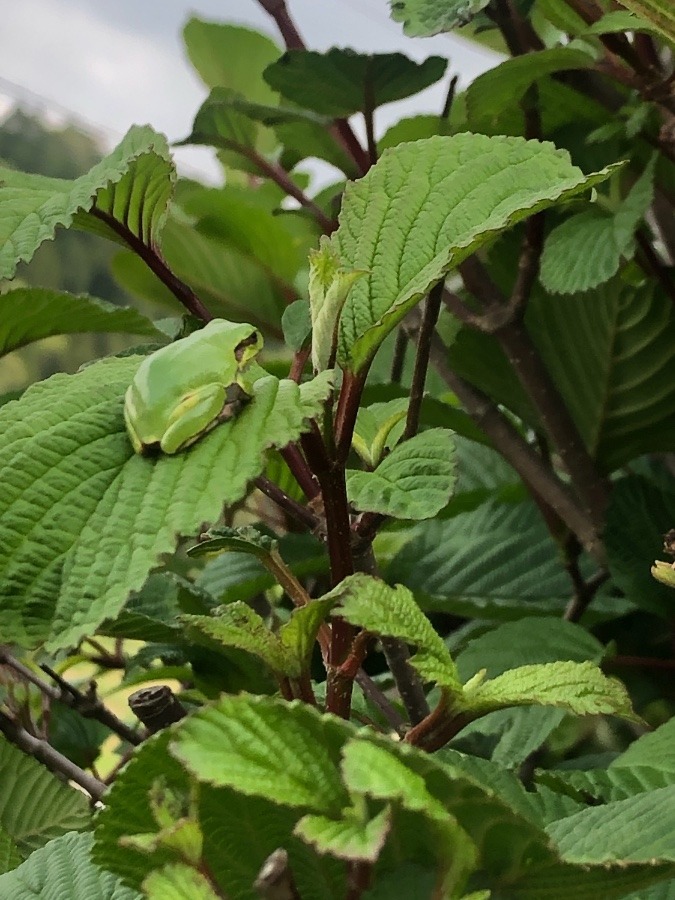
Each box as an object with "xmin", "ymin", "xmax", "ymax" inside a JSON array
[{"xmin": 0, "ymin": 0, "xmax": 497, "ymax": 183}]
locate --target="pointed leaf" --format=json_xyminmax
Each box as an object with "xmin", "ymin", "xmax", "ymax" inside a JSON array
[
  {"xmin": 263, "ymin": 49, "xmax": 447, "ymax": 117},
  {"xmin": 282, "ymin": 299, "xmax": 312, "ymax": 351},
  {"xmin": 323, "ymin": 573, "xmax": 460, "ymax": 690},
  {"xmin": 332, "ymin": 134, "xmax": 618, "ymax": 373},
  {"xmin": 0, "ymin": 125, "xmax": 174, "ymax": 278},
  {"xmin": 463, "ymin": 660, "xmax": 639, "ymax": 721},
  {"xmin": 171, "ymin": 695, "xmax": 352, "ymax": 813},
  {"xmin": 279, "ymin": 597, "xmax": 338, "ymax": 670},
  {"xmin": 0, "ymin": 832, "xmax": 140, "ymax": 900},
  {"xmin": 390, "ymin": 0, "xmax": 492, "ymax": 35},
  {"xmin": 612, "ymin": 0, "xmax": 675, "ymax": 43},
  {"xmin": 143, "ymin": 863, "xmax": 221, "ymax": 900},
  {"xmin": 0, "ymin": 289, "xmax": 161, "ymax": 357},
  {"xmin": 351, "ymin": 399, "xmax": 408, "ymax": 468},
  {"xmin": 347, "ymin": 428, "xmax": 456, "ymax": 519}
]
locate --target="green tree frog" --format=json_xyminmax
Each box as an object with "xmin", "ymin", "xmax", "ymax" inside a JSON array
[{"xmin": 124, "ymin": 319, "xmax": 263, "ymax": 455}]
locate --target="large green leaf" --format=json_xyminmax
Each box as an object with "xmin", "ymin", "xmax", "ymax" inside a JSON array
[
  {"xmin": 263, "ymin": 50, "xmax": 447, "ymax": 117},
  {"xmin": 0, "ymin": 737, "xmax": 90, "ymax": 857},
  {"xmin": 390, "ymin": 0, "xmax": 492, "ymax": 35},
  {"xmin": 332, "ymin": 134, "xmax": 617, "ymax": 373},
  {"xmin": 0, "ymin": 832, "xmax": 140, "ymax": 900},
  {"xmin": 0, "ymin": 356, "xmax": 332, "ymax": 649},
  {"xmin": 347, "ymin": 428, "xmax": 457, "ymax": 520},
  {"xmin": 0, "ymin": 288, "xmax": 161, "ymax": 357},
  {"xmin": 466, "ymin": 48, "xmax": 594, "ymax": 130},
  {"xmin": 605, "ymin": 476, "xmax": 675, "ymax": 617},
  {"xmin": 614, "ymin": 0, "xmax": 675, "ymax": 42},
  {"xmin": 0, "ymin": 125, "xmax": 174, "ymax": 278},
  {"xmin": 0, "ymin": 826, "xmax": 21, "ymax": 875}
]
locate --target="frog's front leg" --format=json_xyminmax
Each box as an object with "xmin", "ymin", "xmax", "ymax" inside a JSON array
[{"xmin": 160, "ymin": 383, "xmax": 229, "ymax": 454}]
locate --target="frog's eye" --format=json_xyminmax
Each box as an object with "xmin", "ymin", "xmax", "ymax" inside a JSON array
[{"xmin": 234, "ymin": 330, "xmax": 261, "ymax": 362}]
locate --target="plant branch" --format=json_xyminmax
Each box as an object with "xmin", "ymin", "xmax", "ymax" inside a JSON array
[
  {"xmin": 440, "ymin": 74, "xmax": 459, "ymax": 121},
  {"xmin": 88, "ymin": 208, "xmax": 213, "ymax": 323},
  {"xmin": 0, "ymin": 709, "xmax": 106, "ymax": 801},
  {"xmin": 363, "ymin": 76, "xmax": 378, "ymax": 167},
  {"xmin": 416, "ymin": 326, "xmax": 607, "ymax": 563},
  {"xmin": 390, "ymin": 328, "xmax": 408, "ymax": 384},
  {"xmin": 254, "ymin": 475, "xmax": 319, "ymax": 531},
  {"xmin": 403, "ymin": 280, "xmax": 444, "ymax": 442},
  {"xmin": 403, "ymin": 694, "xmax": 474, "ymax": 752},
  {"xmin": 280, "ymin": 443, "xmax": 320, "ymax": 499},
  {"xmin": 0, "ymin": 650, "xmax": 142, "ymax": 745}
]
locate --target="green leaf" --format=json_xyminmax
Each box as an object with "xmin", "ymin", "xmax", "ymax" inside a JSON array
[
  {"xmin": 540, "ymin": 158, "xmax": 655, "ymax": 294},
  {"xmin": 279, "ymin": 597, "xmax": 337, "ymax": 670},
  {"xmin": 0, "ymin": 125, "xmax": 174, "ymax": 278},
  {"xmin": 612, "ymin": 0, "xmax": 675, "ymax": 43},
  {"xmin": 0, "ymin": 289, "xmax": 161, "ymax": 358},
  {"xmin": 0, "ymin": 826, "xmax": 22, "ymax": 875},
  {"xmin": 0, "ymin": 356, "xmax": 332, "ymax": 648},
  {"xmin": 332, "ymin": 134, "xmax": 618, "ymax": 373},
  {"xmin": 263, "ymin": 49, "xmax": 447, "ymax": 117},
  {"xmin": 351, "ymin": 399, "xmax": 408, "ymax": 468},
  {"xmin": 525, "ymin": 280, "xmax": 675, "ymax": 471},
  {"xmin": 0, "ymin": 832, "xmax": 140, "ymax": 900},
  {"xmin": 282, "ymin": 298, "xmax": 311, "ymax": 351},
  {"xmin": 347, "ymin": 428, "xmax": 457, "ymax": 520},
  {"xmin": 0, "ymin": 736, "xmax": 90, "ymax": 856},
  {"xmin": 295, "ymin": 807, "xmax": 392, "ymax": 863},
  {"xmin": 453, "ymin": 707, "xmax": 567, "ymax": 770},
  {"xmin": 323, "ymin": 573, "xmax": 461, "ymax": 690},
  {"xmin": 583, "ymin": 9, "xmax": 665, "ymax": 35},
  {"xmin": 466, "ymin": 48, "xmax": 593, "ymax": 130},
  {"xmin": 171, "ymin": 695, "xmax": 352, "ymax": 813},
  {"xmin": 187, "ymin": 525, "xmax": 277, "ymax": 560},
  {"xmin": 309, "ymin": 238, "xmax": 366, "ymax": 372},
  {"xmin": 390, "ymin": 0, "xmax": 492, "ymax": 35},
  {"xmin": 605, "ymin": 476, "xmax": 675, "ymax": 616},
  {"xmin": 143, "ymin": 863, "xmax": 221, "ymax": 900},
  {"xmin": 547, "ymin": 785, "xmax": 675, "ymax": 864},
  {"xmin": 388, "ymin": 500, "xmax": 593, "ymax": 619},
  {"xmin": 462, "ymin": 660, "xmax": 639, "ymax": 721}
]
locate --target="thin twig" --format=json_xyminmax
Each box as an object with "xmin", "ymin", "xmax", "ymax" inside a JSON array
[
  {"xmin": 0, "ymin": 710, "xmax": 106, "ymax": 801},
  {"xmin": 0, "ymin": 650, "xmax": 142, "ymax": 745},
  {"xmin": 280, "ymin": 444, "xmax": 320, "ymax": 499},
  {"xmin": 89, "ymin": 208, "xmax": 214, "ymax": 323},
  {"xmin": 440, "ymin": 75, "xmax": 459, "ymax": 122},
  {"xmin": 402, "ymin": 280, "xmax": 444, "ymax": 442},
  {"xmin": 363, "ymin": 71, "xmax": 378, "ymax": 167},
  {"xmin": 390, "ymin": 328, "xmax": 408, "ymax": 384},
  {"xmin": 254, "ymin": 475, "xmax": 319, "ymax": 531}
]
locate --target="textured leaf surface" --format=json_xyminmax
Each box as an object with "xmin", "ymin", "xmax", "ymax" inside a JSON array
[
  {"xmin": 0, "ymin": 289, "xmax": 161, "ymax": 357},
  {"xmin": 0, "ymin": 832, "xmax": 139, "ymax": 900},
  {"xmin": 605, "ymin": 477, "xmax": 675, "ymax": 617},
  {"xmin": 0, "ymin": 125, "xmax": 174, "ymax": 278},
  {"xmin": 390, "ymin": 0, "xmax": 492, "ymax": 35},
  {"xmin": 0, "ymin": 356, "xmax": 331, "ymax": 648},
  {"xmin": 0, "ymin": 827, "xmax": 21, "ymax": 876},
  {"xmin": 323, "ymin": 573, "xmax": 460, "ymax": 689},
  {"xmin": 547, "ymin": 785, "xmax": 675, "ymax": 863},
  {"xmin": 463, "ymin": 661, "xmax": 637, "ymax": 720},
  {"xmin": 526, "ymin": 281, "xmax": 675, "ymax": 471},
  {"xmin": 0, "ymin": 734, "xmax": 90, "ymax": 857},
  {"xmin": 295, "ymin": 807, "xmax": 391, "ymax": 863},
  {"xmin": 183, "ymin": 603, "xmax": 289, "ymax": 672},
  {"xmin": 143, "ymin": 863, "xmax": 221, "ymax": 900},
  {"xmin": 171, "ymin": 696, "xmax": 351, "ymax": 813},
  {"xmin": 333, "ymin": 134, "xmax": 616, "ymax": 372},
  {"xmin": 347, "ymin": 428, "xmax": 456, "ymax": 520},
  {"xmin": 263, "ymin": 49, "xmax": 447, "ymax": 116}
]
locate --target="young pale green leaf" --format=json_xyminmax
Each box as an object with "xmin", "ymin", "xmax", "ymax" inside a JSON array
[
  {"xmin": 178, "ymin": 88, "xmax": 271, "ymax": 166},
  {"xmin": 263, "ymin": 49, "xmax": 447, "ymax": 117},
  {"xmin": 143, "ymin": 863, "xmax": 221, "ymax": 900},
  {"xmin": 390, "ymin": 0, "xmax": 492, "ymax": 35},
  {"xmin": 322, "ymin": 573, "xmax": 460, "ymax": 690},
  {"xmin": 0, "ymin": 832, "xmax": 140, "ymax": 900},
  {"xmin": 547, "ymin": 785, "xmax": 675, "ymax": 864},
  {"xmin": 540, "ymin": 158, "xmax": 655, "ymax": 294},
  {"xmin": 182, "ymin": 603, "xmax": 289, "ymax": 673},
  {"xmin": 0, "ymin": 736, "xmax": 90, "ymax": 857},
  {"xmin": 466, "ymin": 48, "xmax": 594, "ymax": 130},
  {"xmin": 0, "ymin": 355, "xmax": 331, "ymax": 648},
  {"xmin": 347, "ymin": 428, "xmax": 456, "ymax": 520},
  {"xmin": 171, "ymin": 696, "xmax": 352, "ymax": 813},
  {"xmin": 652, "ymin": 560, "xmax": 675, "ymax": 588},
  {"xmin": 279, "ymin": 597, "xmax": 338, "ymax": 669},
  {"xmin": 462, "ymin": 660, "xmax": 639, "ymax": 721},
  {"xmin": 612, "ymin": 0, "xmax": 675, "ymax": 42},
  {"xmin": 294, "ymin": 807, "xmax": 392, "ymax": 863},
  {"xmin": 309, "ymin": 238, "xmax": 367, "ymax": 372},
  {"xmin": 0, "ymin": 289, "xmax": 162, "ymax": 358},
  {"xmin": 351, "ymin": 399, "xmax": 408, "ymax": 468},
  {"xmin": 332, "ymin": 134, "xmax": 618, "ymax": 373},
  {"xmin": 0, "ymin": 125, "xmax": 174, "ymax": 278}
]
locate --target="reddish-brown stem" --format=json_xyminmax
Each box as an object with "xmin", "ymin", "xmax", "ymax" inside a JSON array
[
  {"xmin": 280, "ymin": 443, "xmax": 320, "ymax": 499},
  {"xmin": 346, "ymin": 861, "xmax": 373, "ymax": 900},
  {"xmin": 603, "ymin": 655, "xmax": 675, "ymax": 671},
  {"xmin": 404, "ymin": 696, "xmax": 474, "ymax": 752},
  {"xmin": 288, "ymin": 346, "xmax": 311, "ymax": 382},
  {"xmin": 334, "ymin": 369, "xmax": 368, "ymax": 464},
  {"xmin": 403, "ymin": 280, "xmax": 444, "ymax": 442},
  {"xmin": 89, "ymin": 208, "xmax": 213, "ymax": 323},
  {"xmin": 254, "ymin": 475, "xmax": 318, "ymax": 531}
]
